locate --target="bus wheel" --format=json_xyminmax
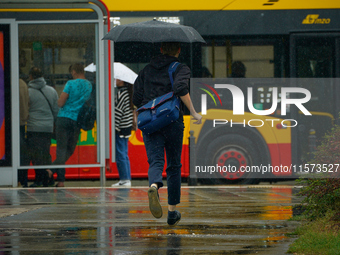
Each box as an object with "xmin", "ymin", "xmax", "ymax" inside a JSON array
[{"xmin": 204, "ymin": 134, "xmax": 260, "ymax": 185}]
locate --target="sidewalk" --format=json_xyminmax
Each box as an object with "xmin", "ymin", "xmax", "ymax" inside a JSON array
[
  {"xmin": 0, "ymin": 184, "xmax": 301, "ymax": 254},
  {"xmin": 24, "ymin": 179, "xmax": 297, "ymax": 188}
]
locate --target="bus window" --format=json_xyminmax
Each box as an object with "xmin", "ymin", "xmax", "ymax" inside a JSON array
[
  {"xmin": 202, "ymin": 41, "xmax": 275, "ymax": 78},
  {"xmin": 232, "ymin": 45, "xmax": 274, "ymax": 78},
  {"xmin": 202, "ymin": 44, "xmax": 227, "ymax": 78},
  {"xmin": 296, "ymin": 39, "xmax": 334, "ymax": 78},
  {"xmin": 295, "ymin": 37, "xmax": 335, "ymax": 114}
]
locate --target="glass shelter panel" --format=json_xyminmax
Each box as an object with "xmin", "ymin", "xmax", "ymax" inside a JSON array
[{"xmin": 18, "ymin": 23, "xmax": 98, "ymax": 172}]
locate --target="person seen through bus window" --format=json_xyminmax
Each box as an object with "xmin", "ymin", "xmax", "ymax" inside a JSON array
[
  {"xmin": 26, "ymin": 67, "xmax": 59, "ymax": 187},
  {"xmin": 111, "ymin": 79, "xmax": 134, "ymax": 187},
  {"xmin": 231, "ymin": 61, "xmax": 246, "ymax": 78},
  {"xmin": 48, "ymin": 63, "xmax": 92, "ymax": 188},
  {"xmin": 201, "ymin": 66, "xmax": 213, "ymax": 78},
  {"xmin": 133, "ymin": 42, "xmax": 202, "ymax": 226}
]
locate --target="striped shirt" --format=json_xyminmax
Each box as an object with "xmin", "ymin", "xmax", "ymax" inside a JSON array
[{"xmin": 115, "ymin": 86, "xmax": 133, "ymax": 135}]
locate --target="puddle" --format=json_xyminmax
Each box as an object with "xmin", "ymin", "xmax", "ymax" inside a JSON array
[{"xmin": 0, "ymin": 186, "xmax": 301, "ymax": 254}]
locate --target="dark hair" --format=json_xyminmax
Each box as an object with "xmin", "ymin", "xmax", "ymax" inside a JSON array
[
  {"xmin": 29, "ymin": 67, "xmax": 43, "ymax": 79},
  {"xmin": 69, "ymin": 63, "xmax": 85, "ymax": 74},
  {"xmin": 161, "ymin": 42, "xmax": 181, "ymax": 56},
  {"xmin": 202, "ymin": 66, "xmax": 212, "ymax": 78},
  {"xmin": 231, "ymin": 61, "xmax": 246, "ymax": 78}
]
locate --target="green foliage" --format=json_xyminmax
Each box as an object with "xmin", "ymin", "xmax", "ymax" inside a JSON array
[
  {"xmin": 296, "ymin": 125, "xmax": 340, "ymax": 220},
  {"xmin": 312, "ymin": 125, "xmax": 340, "ymax": 165},
  {"xmin": 297, "ymin": 179, "xmax": 340, "ymax": 219},
  {"xmin": 287, "ymin": 212, "xmax": 340, "ymax": 255}
]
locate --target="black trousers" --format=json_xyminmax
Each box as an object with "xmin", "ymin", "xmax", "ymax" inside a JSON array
[
  {"xmin": 53, "ymin": 117, "xmax": 80, "ymax": 182},
  {"xmin": 27, "ymin": 131, "xmax": 52, "ymax": 183}
]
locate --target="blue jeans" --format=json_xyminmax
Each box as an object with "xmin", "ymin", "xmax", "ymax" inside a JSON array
[
  {"xmin": 143, "ymin": 119, "xmax": 184, "ymax": 205},
  {"xmin": 53, "ymin": 117, "xmax": 80, "ymax": 182},
  {"xmin": 115, "ymin": 133, "xmax": 131, "ymax": 180}
]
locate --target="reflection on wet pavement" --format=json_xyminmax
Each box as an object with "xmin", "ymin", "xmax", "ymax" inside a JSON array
[{"xmin": 0, "ymin": 186, "xmax": 301, "ymax": 254}]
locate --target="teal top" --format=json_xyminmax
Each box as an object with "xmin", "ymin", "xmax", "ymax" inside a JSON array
[{"xmin": 57, "ymin": 79, "xmax": 92, "ymax": 121}]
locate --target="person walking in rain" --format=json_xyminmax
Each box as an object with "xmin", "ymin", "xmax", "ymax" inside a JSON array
[
  {"xmin": 133, "ymin": 42, "xmax": 202, "ymax": 225},
  {"xmin": 111, "ymin": 79, "xmax": 134, "ymax": 187}
]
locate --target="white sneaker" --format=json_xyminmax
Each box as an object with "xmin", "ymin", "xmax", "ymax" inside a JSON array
[{"xmin": 111, "ymin": 180, "xmax": 131, "ymax": 187}]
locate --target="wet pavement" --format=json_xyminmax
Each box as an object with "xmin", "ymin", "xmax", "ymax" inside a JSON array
[{"xmin": 0, "ymin": 185, "xmax": 301, "ymax": 254}]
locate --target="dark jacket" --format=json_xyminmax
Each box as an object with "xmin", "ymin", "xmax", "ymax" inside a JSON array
[{"xmin": 133, "ymin": 54, "xmax": 190, "ymax": 110}]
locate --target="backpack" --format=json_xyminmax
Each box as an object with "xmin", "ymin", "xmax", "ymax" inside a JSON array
[
  {"xmin": 136, "ymin": 62, "xmax": 180, "ymax": 135},
  {"xmin": 77, "ymin": 90, "xmax": 96, "ymax": 131}
]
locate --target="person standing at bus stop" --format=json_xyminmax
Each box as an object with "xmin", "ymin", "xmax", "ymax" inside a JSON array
[
  {"xmin": 49, "ymin": 63, "xmax": 92, "ymax": 187},
  {"xmin": 133, "ymin": 42, "xmax": 202, "ymax": 225},
  {"xmin": 26, "ymin": 67, "xmax": 59, "ymax": 187}
]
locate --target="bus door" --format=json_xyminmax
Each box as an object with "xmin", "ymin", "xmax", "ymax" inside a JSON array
[{"xmin": 290, "ymin": 33, "xmax": 340, "ymax": 165}]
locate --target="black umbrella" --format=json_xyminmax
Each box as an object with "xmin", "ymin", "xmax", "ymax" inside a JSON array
[{"xmin": 102, "ymin": 19, "xmax": 206, "ymax": 43}]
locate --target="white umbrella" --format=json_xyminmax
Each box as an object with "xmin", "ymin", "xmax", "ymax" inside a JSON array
[
  {"xmin": 113, "ymin": 62, "xmax": 137, "ymax": 85},
  {"xmin": 84, "ymin": 62, "xmax": 138, "ymax": 85}
]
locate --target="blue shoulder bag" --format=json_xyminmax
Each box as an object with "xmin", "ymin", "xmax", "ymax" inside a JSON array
[{"xmin": 136, "ymin": 62, "xmax": 181, "ymax": 135}]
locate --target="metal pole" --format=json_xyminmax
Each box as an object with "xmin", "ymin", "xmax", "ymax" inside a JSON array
[
  {"xmin": 308, "ymin": 129, "xmax": 316, "ymax": 160},
  {"xmin": 188, "ymin": 130, "xmax": 197, "ymax": 186}
]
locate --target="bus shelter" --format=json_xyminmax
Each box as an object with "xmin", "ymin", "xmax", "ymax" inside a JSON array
[{"xmin": 0, "ymin": 0, "xmax": 113, "ymax": 187}]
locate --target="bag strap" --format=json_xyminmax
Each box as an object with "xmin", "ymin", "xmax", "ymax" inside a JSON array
[
  {"xmin": 31, "ymin": 87, "xmax": 54, "ymax": 117},
  {"xmin": 168, "ymin": 62, "xmax": 181, "ymax": 89}
]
